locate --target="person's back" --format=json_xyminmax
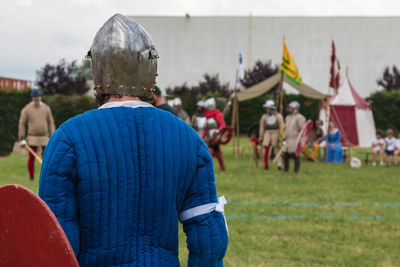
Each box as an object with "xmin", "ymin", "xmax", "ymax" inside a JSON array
[
  {"xmin": 38, "ymin": 14, "xmax": 227, "ymax": 267},
  {"xmin": 39, "ymin": 103, "xmax": 228, "ymax": 266}
]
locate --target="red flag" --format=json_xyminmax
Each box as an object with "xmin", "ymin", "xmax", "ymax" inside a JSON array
[{"xmin": 329, "ymin": 41, "xmax": 341, "ymax": 93}]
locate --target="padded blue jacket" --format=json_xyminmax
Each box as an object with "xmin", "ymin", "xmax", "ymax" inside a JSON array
[{"xmin": 39, "ymin": 103, "xmax": 228, "ymax": 266}]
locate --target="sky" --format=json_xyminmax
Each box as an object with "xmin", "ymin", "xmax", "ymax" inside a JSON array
[{"xmin": 1, "ymin": 0, "xmax": 400, "ymax": 83}]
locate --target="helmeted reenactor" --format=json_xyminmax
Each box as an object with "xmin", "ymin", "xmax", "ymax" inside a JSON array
[
  {"xmin": 172, "ymin": 97, "xmax": 190, "ymax": 124},
  {"xmin": 284, "ymin": 101, "xmax": 306, "ymax": 173},
  {"xmin": 259, "ymin": 99, "xmax": 284, "ymax": 170},
  {"xmin": 203, "ymin": 98, "xmax": 226, "ymax": 171},
  {"xmin": 38, "ymin": 14, "xmax": 228, "ymax": 267},
  {"xmin": 153, "ymin": 85, "xmax": 177, "ymax": 116},
  {"xmin": 191, "ymin": 100, "xmax": 207, "ymax": 136},
  {"xmin": 18, "ymin": 89, "xmax": 55, "ymax": 180}
]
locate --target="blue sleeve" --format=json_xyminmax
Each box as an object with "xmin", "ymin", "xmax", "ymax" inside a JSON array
[
  {"xmin": 181, "ymin": 140, "xmax": 228, "ymax": 267},
  {"xmin": 38, "ymin": 127, "xmax": 79, "ymax": 255},
  {"xmin": 335, "ymin": 131, "xmax": 340, "ymax": 143}
]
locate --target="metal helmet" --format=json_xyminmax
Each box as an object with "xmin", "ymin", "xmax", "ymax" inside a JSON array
[
  {"xmin": 289, "ymin": 101, "xmax": 300, "ymax": 110},
  {"xmin": 90, "ymin": 13, "xmax": 159, "ymax": 98},
  {"xmin": 262, "ymin": 99, "xmax": 275, "ymax": 109},
  {"xmin": 173, "ymin": 98, "xmax": 182, "ymax": 107},
  {"xmin": 205, "ymin": 98, "xmax": 216, "ymax": 110}
]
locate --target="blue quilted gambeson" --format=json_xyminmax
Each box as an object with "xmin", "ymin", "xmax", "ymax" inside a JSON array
[{"xmin": 38, "ymin": 104, "xmax": 228, "ymax": 266}]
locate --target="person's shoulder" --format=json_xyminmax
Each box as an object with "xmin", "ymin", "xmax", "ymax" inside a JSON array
[{"xmin": 158, "ymin": 103, "xmax": 177, "ymax": 115}]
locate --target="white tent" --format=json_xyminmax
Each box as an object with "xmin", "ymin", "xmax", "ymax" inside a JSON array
[{"xmin": 319, "ymin": 77, "xmax": 376, "ymax": 147}]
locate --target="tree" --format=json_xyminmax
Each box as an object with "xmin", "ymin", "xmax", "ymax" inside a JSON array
[
  {"xmin": 165, "ymin": 74, "xmax": 230, "ymax": 116},
  {"xmin": 240, "ymin": 60, "xmax": 279, "ymax": 91},
  {"xmin": 377, "ymin": 65, "xmax": 400, "ymax": 92},
  {"xmin": 36, "ymin": 59, "xmax": 90, "ymax": 95},
  {"xmin": 77, "ymin": 59, "xmax": 92, "ymax": 80}
]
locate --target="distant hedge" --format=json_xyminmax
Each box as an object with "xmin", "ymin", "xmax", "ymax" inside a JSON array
[
  {"xmin": 0, "ymin": 90, "xmax": 31, "ymax": 156},
  {"xmin": 235, "ymin": 93, "xmax": 321, "ymax": 134},
  {"xmin": 368, "ymin": 90, "xmax": 400, "ymax": 132},
  {"xmin": 42, "ymin": 94, "xmax": 97, "ymax": 128},
  {"xmin": 0, "ymin": 91, "xmax": 97, "ymax": 156}
]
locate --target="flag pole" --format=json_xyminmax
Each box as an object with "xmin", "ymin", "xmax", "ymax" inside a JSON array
[
  {"xmin": 279, "ymin": 36, "xmax": 285, "ymax": 114},
  {"xmin": 278, "ymin": 72, "xmax": 284, "ymax": 114}
]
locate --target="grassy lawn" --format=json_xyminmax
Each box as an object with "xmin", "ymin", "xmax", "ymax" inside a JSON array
[{"xmin": 1, "ymin": 138, "xmax": 399, "ymax": 266}]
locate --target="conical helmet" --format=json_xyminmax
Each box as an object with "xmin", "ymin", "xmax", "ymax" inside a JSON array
[{"xmin": 90, "ymin": 13, "xmax": 158, "ymax": 98}]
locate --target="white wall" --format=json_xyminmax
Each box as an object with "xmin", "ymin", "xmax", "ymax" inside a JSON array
[{"xmin": 132, "ymin": 16, "xmax": 400, "ymax": 97}]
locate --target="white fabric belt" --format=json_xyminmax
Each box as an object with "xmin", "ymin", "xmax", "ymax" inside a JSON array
[{"xmin": 179, "ymin": 196, "xmax": 227, "ymax": 222}]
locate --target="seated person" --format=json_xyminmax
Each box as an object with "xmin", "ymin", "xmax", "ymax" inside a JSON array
[
  {"xmin": 371, "ymin": 130, "xmax": 385, "ymax": 166},
  {"xmin": 383, "ymin": 128, "xmax": 396, "ymax": 166},
  {"xmin": 323, "ymin": 121, "xmax": 343, "ymax": 163},
  {"xmin": 303, "ymin": 119, "xmax": 323, "ymax": 162}
]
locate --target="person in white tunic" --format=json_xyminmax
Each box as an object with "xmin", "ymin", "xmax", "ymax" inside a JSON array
[
  {"xmin": 383, "ymin": 129, "xmax": 396, "ymax": 166},
  {"xmin": 371, "ymin": 130, "xmax": 385, "ymax": 166},
  {"xmin": 283, "ymin": 101, "xmax": 306, "ymax": 173}
]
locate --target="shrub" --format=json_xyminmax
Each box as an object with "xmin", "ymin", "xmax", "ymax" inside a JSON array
[
  {"xmin": 235, "ymin": 93, "xmax": 321, "ymax": 134},
  {"xmin": 367, "ymin": 90, "xmax": 400, "ymax": 132},
  {"xmin": 0, "ymin": 91, "xmax": 97, "ymax": 156},
  {"xmin": 0, "ymin": 90, "xmax": 31, "ymax": 156},
  {"xmin": 43, "ymin": 94, "xmax": 97, "ymax": 127}
]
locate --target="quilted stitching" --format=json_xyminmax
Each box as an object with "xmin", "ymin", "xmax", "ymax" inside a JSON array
[{"xmin": 39, "ymin": 106, "xmax": 228, "ymax": 266}]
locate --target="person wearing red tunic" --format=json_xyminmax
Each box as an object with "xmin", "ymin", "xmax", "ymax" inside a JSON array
[{"xmin": 202, "ymin": 98, "xmax": 226, "ymax": 171}]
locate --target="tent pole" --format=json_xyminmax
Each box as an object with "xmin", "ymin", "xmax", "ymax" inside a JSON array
[
  {"xmin": 325, "ymin": 97, "xmax": 330, "ymax": 162},
  {"xmin": 278, "ymin": 72, "xmax": 284, "ymax": 114},
  {"xmin": 235, "ymin": 95, "xmax": 240, "ymax": 159},
  {"xmin": 231, "ymin": 93, "xmax": 237, "ymax": 159}
]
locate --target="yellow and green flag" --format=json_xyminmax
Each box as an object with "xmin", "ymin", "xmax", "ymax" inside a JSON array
[{"xmin": 281, "ymin": 41, "xmax": 302, "ymax": 86}]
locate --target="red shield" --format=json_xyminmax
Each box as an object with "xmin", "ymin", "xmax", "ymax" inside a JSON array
[
  {"xmin": 295, "ymin": 120, "xmax": 314, "ymax": 156},
  {"xmin": 0, "ymin": 185, "xmax": 79, "ymax": 267},
  {"xmin": 211, "ymin": 127, "xmax": 234, "ymax": 146}
]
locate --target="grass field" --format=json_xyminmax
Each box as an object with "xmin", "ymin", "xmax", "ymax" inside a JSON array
[{"xmin": 1, "ymin": 138, "xmax": 400, "ymax": 266}]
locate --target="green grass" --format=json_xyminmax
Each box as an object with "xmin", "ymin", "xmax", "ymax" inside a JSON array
[{"xmin": 1, "ymin": 138, "xmax": 400, "ymax": 266}]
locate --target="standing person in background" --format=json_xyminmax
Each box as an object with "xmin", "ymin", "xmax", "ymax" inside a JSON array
[
  {"xmin": 303, "ymin": 119, "xmax": 324, "ymax": 162},
  {"xmin": 259, "ymin": 100, "xmax": 283, "ymax": 170},
  {"xmin": 173, "ymin": 98, "xmax": 190, "ymax": 124},
  {"xmin": 203, "ymin": 98, "xmax": 226, "ymax": 171},
  {"xmin": 191, "ymin": 100, "xmax": 207, "ymax": 136},
  {"xmin": 283, "ymin": 101, "xmax": 306, "ymax": 173},
  {"xmin": 371, "ymin": 130, "xmax": 385, "ymax": 166},
  {"xmin": 324, "ymin": 121, "xmax": 343, "ymax": 163},
  {"xmin": 384, "ymin": 129, "xmax": 396, "ymax": 166},
  {"xmin": 18, "ymin": 89, "xmax": 55, "ymax": 180},
  {"xmin": 152, "ymin": 85, "xmax": 177, "ymax": 116},
  {"xmin": 394, "ymin": 132, "xmax": 400, "ymax": 166}
]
